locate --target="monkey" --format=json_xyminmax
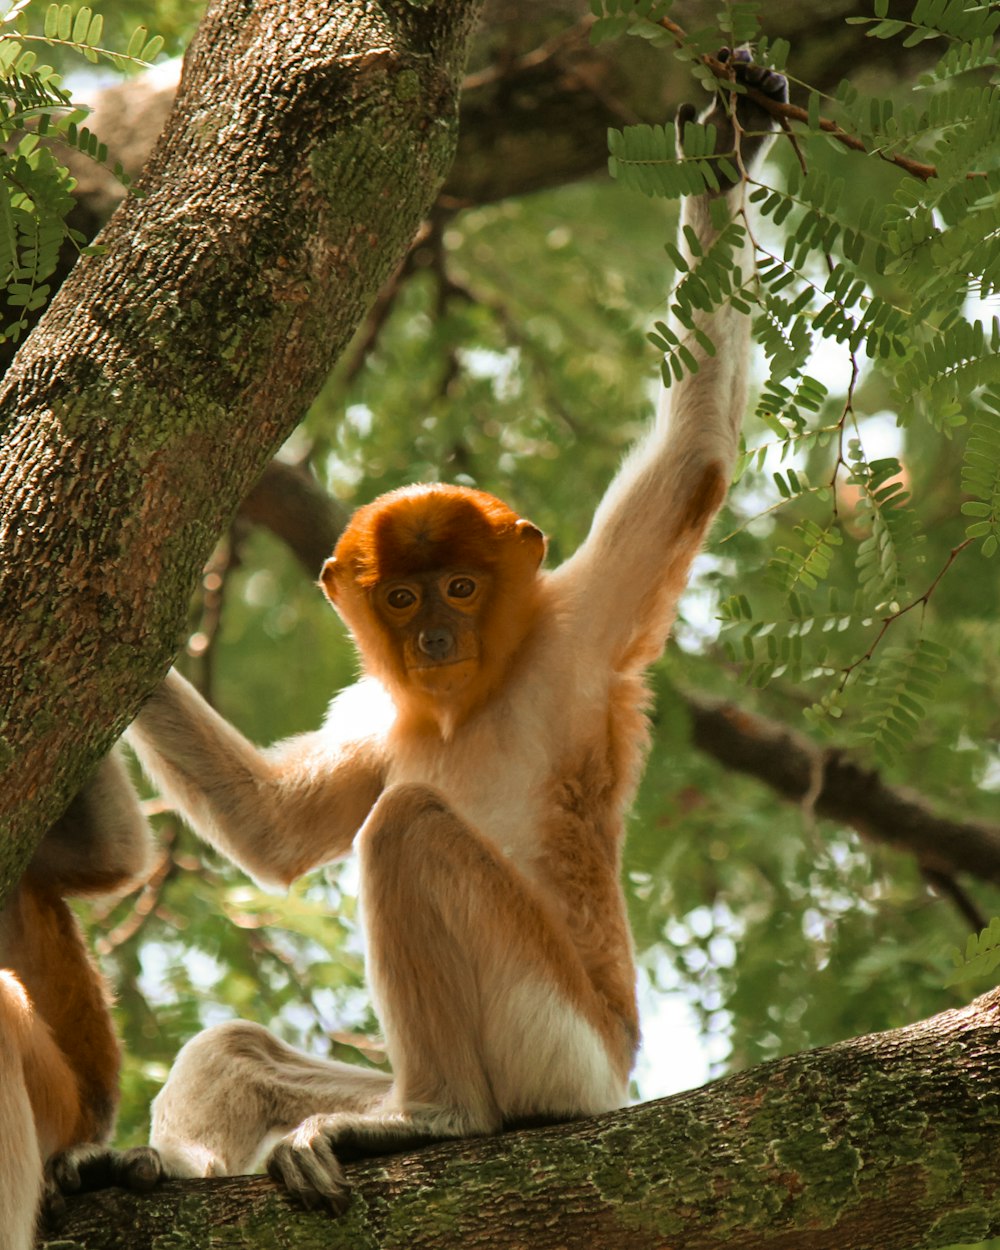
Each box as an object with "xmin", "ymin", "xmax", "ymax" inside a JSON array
[
  {"xmin": 0, "ymin": 751, "xmax": 162, "ymax": 1248},
  {"xmin": 100, "ymin": 52, "xmax": 788, "ymax": 1216}
]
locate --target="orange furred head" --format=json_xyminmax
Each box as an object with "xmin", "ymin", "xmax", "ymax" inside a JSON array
[{"xmin": 320, "ymin": 485, "xmax": 546, "ymax": 730}]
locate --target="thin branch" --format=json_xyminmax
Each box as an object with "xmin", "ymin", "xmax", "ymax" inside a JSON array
[
  {"xmin": 338, "ymin": 223, "xmax": 431, "ymax": 387},
  {"xmin": 830, "ymin": 354, "xmax": 860, "ymax": 518},
  {"xmin": 839, "ymin": 537, "xmax": 975, "ymax": 686},
  {"xmin": 185, "ymin": 528, "xmax": 242, "ymax": 706},
  {"xmin": 461, "ymin": 16, "xmax": 596, "ymax": 92},
  {"xmin": 922, "ymin": 868, "xmax": 988, "ymax": 933},
  {"xmin": 656, "ymin": 17, "xmax": 983, "ymax": 183},
  {"xmin": 95, "ymin": 836, "xmax": 176, "ymax": 956}
]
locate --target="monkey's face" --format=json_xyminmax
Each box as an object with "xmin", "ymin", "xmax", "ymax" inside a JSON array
[
  {"xmin": 320, "ymin": 484, "xmax": 546, "ymax": 730},
  {"xmin": 374, "ymin": 568, "xmax": 491, "ymax": 699}
]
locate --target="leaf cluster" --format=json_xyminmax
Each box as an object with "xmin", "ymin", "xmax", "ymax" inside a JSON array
[
  {"xmin": 0, "ymin": 0, "xmax": 162, "ymax": 341},
  {"xmin": 947, "ymin": 915, "xmax": 1000, "ymax": 987}
]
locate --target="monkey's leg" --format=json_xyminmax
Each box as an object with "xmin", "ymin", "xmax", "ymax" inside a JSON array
[
  {"xmin": 267, "ymin": 782, "xmax": 629, "ymax": 1212},
  {"xmin": 364, "ymin": 783, "xmax": 628, "ymax": 1123},
  {"xmin": 146, "ymin": 1019, "xmax": 392, "ymax": 1183}
]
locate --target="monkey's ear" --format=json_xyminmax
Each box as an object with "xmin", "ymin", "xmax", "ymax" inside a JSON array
[
  {"xmin": 319, "ymin": 557, "xmax": 341, "ymax": 603},
  {"xmin": 515, "ymin": 518, "xmax": 546, "ymax": 570}
]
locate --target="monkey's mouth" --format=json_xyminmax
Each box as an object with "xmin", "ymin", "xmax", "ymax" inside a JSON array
[{"xmin": 407, "ymin": 658, "xmax": 478, "ymax": 694}]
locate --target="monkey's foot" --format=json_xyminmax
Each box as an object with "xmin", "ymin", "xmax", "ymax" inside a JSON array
[
  {"xmin": 48, "ymin": 1143, "xmax": 164, "ymax": 1196},
  {"xmin": 266, "ymin": 1116, "xmax": 352, "ymax": 1215},
  {"xmin": 266, "ymin": 1111, "xmax": 451, "ymax": 1215},
  {"xmin": 43, "ymin": 1144, "xmax": 164, "ymax": 1225}
]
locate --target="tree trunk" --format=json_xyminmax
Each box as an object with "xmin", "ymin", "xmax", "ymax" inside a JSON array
[
  {"xmin": 47, "ymin": 988, "xmax": 1000, "ymax": 1249},
  {"xmin": 0, "ymin": 0, "xmax": 484, "ymax": 890}
]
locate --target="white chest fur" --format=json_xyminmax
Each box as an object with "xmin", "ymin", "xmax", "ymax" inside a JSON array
[{"xmin": 384, "ymin": 695, "xmax": 552, "ymax": 872}]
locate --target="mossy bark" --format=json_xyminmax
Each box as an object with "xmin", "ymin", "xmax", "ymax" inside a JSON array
[
  {"xmin": 0, "ymin": 0, "xmax": 484, "ymax": 890},
  {"xmin": 44, "ymin": 988, "xmax": 1000, "ymax": 1249}
]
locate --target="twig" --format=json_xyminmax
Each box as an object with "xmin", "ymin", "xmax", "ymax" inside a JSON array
[
  {"xmin": 830, "ymin": 354, "xmax": 860, "ymax": 519},
  {"xmin": 839, "ymin": 538, "xmax": 974, "ymax": 686},
  {"xmin": 656, "ymin": 17, "xmax": 984, "ymax": 184},
  {"xmin": 461, "ymin": 17, "xmax": 596, "ymax": 93},
  {"xmin": 186, "ymin": 530, "xmax": 242, "ymax": 705},
  {"xmin": 96, "ymin": 829, "xmax": 177, "ymax": 956},
  {"xmin": 339, "ymin": 223, "xmax": 431, "ymax": 386}
]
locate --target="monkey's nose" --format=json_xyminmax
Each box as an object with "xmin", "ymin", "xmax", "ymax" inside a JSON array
[{"xmin": 418, "ymin": 627, "xmax": 454, "ymax": 661}]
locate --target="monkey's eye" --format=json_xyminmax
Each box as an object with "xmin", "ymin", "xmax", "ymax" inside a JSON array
[
  {"xmin": 386, "ymin": 587, "xmax": 417, "ymax": 610},
  {"xmin": 447, "ymin": 577, "xmax": 476, "ymax": 600}
]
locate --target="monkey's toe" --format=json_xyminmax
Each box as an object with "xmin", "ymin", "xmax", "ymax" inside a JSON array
[
  {"xmin": 116, "ymin": 1145, "xmax": 165, "ymax": 1192},
  {"xmin": 48, "ymin": 1143, "xmax": 165, "ymax": 1196}
]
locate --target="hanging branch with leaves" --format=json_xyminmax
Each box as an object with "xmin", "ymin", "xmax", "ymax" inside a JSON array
[{"xmin": 590, "ymin": 0, "xmax": 1000, "ymax": 769}]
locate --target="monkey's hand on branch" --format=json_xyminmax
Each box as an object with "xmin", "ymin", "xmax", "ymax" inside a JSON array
[{"xmin": 677, "ymin": 47, "xmax": 788, "ymax": 191}]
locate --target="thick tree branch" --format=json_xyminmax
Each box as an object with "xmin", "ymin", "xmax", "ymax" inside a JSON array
[
  {"xmin": 0, "ymin": 0, "xmax": 485, "ymax": 885},
  {"xmin": 51, "ymin": 988, "xmax": 1000, "ymax": 1249},
  {"xmin": 242, "ymin": 459, "xmax": 349, "ymax": 578},
  {"xmin": 684, "ymin": 693, "xmax": 1000, "ymax": 886}
]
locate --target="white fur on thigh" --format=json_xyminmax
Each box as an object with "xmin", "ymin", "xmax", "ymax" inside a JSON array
[{"xmin": 483, "ymin": 980, "xmax": 628, "ymax": 1120}]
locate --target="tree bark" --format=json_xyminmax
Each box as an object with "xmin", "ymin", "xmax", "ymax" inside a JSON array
[
  {"xmin": 47, "ymin": 988, "xmax": 1000, "ymax": 1249},
  {"xmin": 0, "ymin": 0, "xmax": 485, "ymax": 889}
]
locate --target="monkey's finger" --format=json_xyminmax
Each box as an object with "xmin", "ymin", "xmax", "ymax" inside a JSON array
[{"xmin": 742, "ymin": 64, "xmax": 789, "ymax": 104}]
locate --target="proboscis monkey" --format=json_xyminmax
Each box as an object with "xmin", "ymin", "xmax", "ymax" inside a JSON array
[
  {"xmin": 0, "ymin": 753, "xmax": 161, "ymax": 1248},
  {"xmin": 102, "ymin": 52, "xmax": 786, "ymax": 1215}
]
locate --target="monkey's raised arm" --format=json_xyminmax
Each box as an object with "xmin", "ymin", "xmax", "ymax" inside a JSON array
[
  {"xmin": 126, "ymin": 670, "xmax": 384, "ymax": 888},
  {"xmin": 551, "ymin": 55, "xmax": 786, "ymax": 672}
]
